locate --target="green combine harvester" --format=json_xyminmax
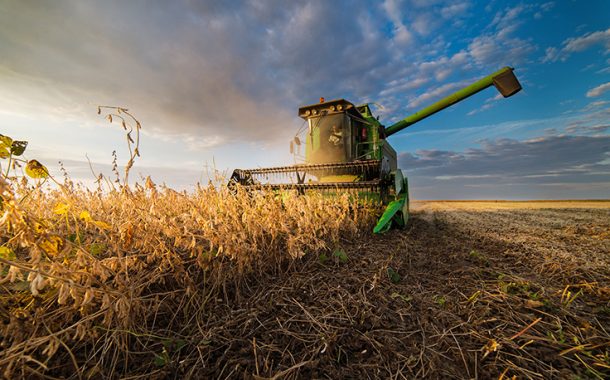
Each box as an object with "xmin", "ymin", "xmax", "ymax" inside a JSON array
[{"xmin": 230, "ymin": 67, "xmax": 521, "ymax": 233}]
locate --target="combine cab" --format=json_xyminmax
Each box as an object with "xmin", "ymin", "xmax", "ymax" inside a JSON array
[{"xmin": 230, "ymin": 67, "xmax": 522, "ymax": 233}]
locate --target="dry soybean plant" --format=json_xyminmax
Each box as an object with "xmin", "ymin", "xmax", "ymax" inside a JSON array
[{"xmin": 0, "ymin": 113, "xmax": 379, "ymax": 378}]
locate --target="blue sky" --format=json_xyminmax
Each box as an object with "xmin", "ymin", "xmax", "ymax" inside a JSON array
[{"xmin": 0, "ymin": 0, "xmax": 609, "ymax": 199}]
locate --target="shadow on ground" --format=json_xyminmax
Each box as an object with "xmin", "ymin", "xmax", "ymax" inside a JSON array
[{"xmin": 172, "ymin": 208, "xmax": 610, "ymax": 379}]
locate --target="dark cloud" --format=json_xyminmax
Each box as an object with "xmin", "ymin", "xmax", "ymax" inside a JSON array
[
  {"xmin": 399, "ymin": 134, "xmax": 610, "ymax": 199},
  {"xmin": 565, "ymin": 125, "xmax": 609, "ymax": 134},
  {"xmin": 0, "ymin": 0, "xmax": 540, "ymax": 148},
  {"xmin": 564, "ymin": 107, "xmax": 610, "ymax": 133}
]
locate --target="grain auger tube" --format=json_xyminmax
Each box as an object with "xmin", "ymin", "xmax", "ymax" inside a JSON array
[{"xmin": 229, "ymin": 66, "xmax": 522, "ymax": 233}]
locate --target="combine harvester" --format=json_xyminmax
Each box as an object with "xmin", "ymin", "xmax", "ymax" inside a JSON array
[{"xmin": 230, "ymin": 67, "xmax": 521, "ymax": 233}]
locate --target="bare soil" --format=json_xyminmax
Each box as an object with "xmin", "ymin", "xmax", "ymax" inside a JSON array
[{"xmin": 165, "ymin": 202, "xmax": 610, "ymax": 379}]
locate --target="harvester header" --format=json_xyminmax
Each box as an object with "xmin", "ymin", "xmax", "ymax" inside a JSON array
[{"xmin": 230, "ymin": 66, "xmax": 522, "ymax": 233}]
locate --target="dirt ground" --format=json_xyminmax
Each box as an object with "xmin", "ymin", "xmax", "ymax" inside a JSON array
[
  {"xmin": 166, "ymin": 201, "xmax": 610, "ymax": 379},
  {"xmin": 412, "ymin": 200, "xmax": 610, "ymax": 211}
]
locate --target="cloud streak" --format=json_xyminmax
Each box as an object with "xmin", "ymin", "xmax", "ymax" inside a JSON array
[
  {"xmin": 586, "ymin": 82, "xmax": 610, "ymax": 97},
  {"xmin": 400, "ymin": 134, "xmax": 610, "ymax": 199},
  {"xmin": 543, "ymin": 28, "xmax": 610, "ymax": 62}
]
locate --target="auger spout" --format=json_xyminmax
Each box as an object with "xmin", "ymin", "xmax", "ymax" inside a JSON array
[{"xmin": 384, "ymin": 67, "xmax": 521, "ymax": 137}]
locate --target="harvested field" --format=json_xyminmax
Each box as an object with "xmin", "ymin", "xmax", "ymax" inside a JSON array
[
  {"xmin": 2, "ymin": 193, "xmax": 609, "ymax": 379},
  {"xmin": 195, "ymin": 202, "xmax": 610, "ymax": 379},
  {"xmin": 412, "ymin": 200, "xmax": 610, "ymax": 211}
]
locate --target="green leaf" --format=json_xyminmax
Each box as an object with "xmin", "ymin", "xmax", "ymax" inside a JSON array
[
  {"xmin": 387, "ymin": 267, "xmax": 401, "ymax": 283},
  {"xmin": 174, "ymin": 339, "xmax": 187, "ymax": 351},
  {"xmin": 10, "ymin": 140, "xmax": 27, "ymax": 156},
  {"xmin": 25, "ymin": 160, "xmax": 49, "ymax": 179},
  {"xmin": 10, "ymin": 280, "xmax": 30, "ymax": 292},
  {"xmin": 318, "ymin": 253, "xmax": 328, "ymax": 265},
  {"xmin": 90, "ymin": 243, "xmax": 107, "ymax": 256},
  {"xmin": 333, "ymin": 249, "xmax": 348, "ymax": 263},
  {"xmin": 390, "ymin": 292, "xmax": 412, "ymax": 302},
  {"xmin": 162, "ymin": 338, "xmax": 187, "ymax": 352},
  {"xmin": 153, "ymin": 353, "xmax": 168, "ymax": 367},
  {"xmin": 434, "ymin": 295, "xmax": 447, "ymax": 307},
  {"xmin": 67, "ymin": 232, "xmax": 85, "ymax": 243},
  {"xmin": 0, "ymin": 246, "xmax": 16, "ymax": 261}
]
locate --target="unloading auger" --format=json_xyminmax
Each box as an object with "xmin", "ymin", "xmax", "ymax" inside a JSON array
[{"xmin": 230, "ymin": 67, "xmax": 522, "ymax": 233}]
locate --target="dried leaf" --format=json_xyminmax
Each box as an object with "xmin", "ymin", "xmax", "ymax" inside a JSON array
[
  {"xmin": 525, "ymin": 299, "xmax": 544, "ymax": 308},
  {"xmin": 10, "ymin": 140, "xmax": 28, "ymax": 156},
  {"xmin": 54, "ymin": 202, "xmax": 70, "ymax": 215},
  {"xmin": 79, "ymin": 210, "xmax": 92, "ymax": 222},
  {"xmin": 40, "ymin": 236, "xmax": 63, "ymax": 255},
  {"xmin": 25, "ymin": 160, "xmax": 49, "ymax": 178},
  {"xmin": 0, "ymin": 134, "xmax": 13, "ymax": 149},
  {"xmin": 93, "ymin": 220, "xmax": 112, "ymax": 230},
  {"xmin": 482, "ymin": 339, "xmax": 500, "ymax": 358},
  {"xmin": 0, "ymin": 135, "xmax": 12, "ymax": 158}
]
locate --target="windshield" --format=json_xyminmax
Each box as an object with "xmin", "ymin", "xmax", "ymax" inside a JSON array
[{"xmin": 308, "ymin": 114, "xmax": 348, "ymax": 164}]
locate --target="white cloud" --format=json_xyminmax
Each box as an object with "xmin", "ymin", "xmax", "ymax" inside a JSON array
[
  {"xmin": 534, "ymin": 1, "xmax": 555, "ymax": 18},
  {"xmin": 380, "ymin": 77, "xmax": 429, "ymax": 96},
  {"xmin": 540, "ymin": 2, "xmax": 555, "ymax": 12},
  {"xmin": 411, "ymin": 12, "xmax": 435, "ymax": 36},
  {"xmin": 564, "ymin": 28, "xmax": 610, "ymax": 53},
  {"xmin": 382, "ymin": 0, "xmax": 414, "ymax": 46},
  {"xmin": 461, "ymin": 4, "xmax": 535, "ymax": 68},
  {"xmin": 583, "ymin": 100, "xmax": 610, "ymax": 110},
  {"xmin": 543, "ymin": 28, "xmax": 610, "ymax": 62},
  {"xmin": 467, "ymin": 103, "xmax": 493, "ymax": 116},
  {"xmin": 440, "ymin": 2, "xmax": 470, "ymax": 19},
  {"xmin": 408, "ymin": 81, "xmax": 467, "ymax": 108},
  {"xmin": 467, "ymin": 93, "xmax": 503, "ymax": 115},
  {"xmin": 586, "ymin": 82, "xmax": 610, "ymax": 98},
  {"xmin": 394, "ymin": 23, "xmax": 414, "ymax": 45}
]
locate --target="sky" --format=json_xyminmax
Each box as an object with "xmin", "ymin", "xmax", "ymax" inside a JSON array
[{"xmin": 0, "ymin": 0, "xmax": 609, "ymax": 199}]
